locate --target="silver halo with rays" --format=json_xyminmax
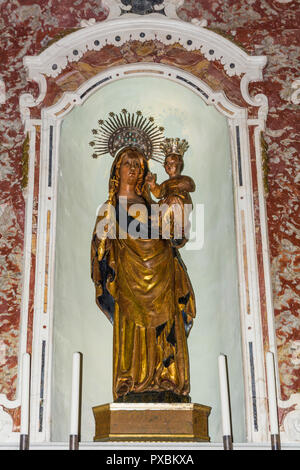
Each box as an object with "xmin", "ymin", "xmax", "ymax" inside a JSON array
[{"xmin": 89, "ymin": 109, "xmax": 165, "ymax": 164}]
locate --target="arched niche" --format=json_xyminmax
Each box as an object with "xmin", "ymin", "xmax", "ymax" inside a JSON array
[
  {"xmin": 51, "ymin": 70, "xmax": 245, "ymax": 442},
  {"xmin": 1, "ymin": 4, "xmax": 285, "ymax": 445}
]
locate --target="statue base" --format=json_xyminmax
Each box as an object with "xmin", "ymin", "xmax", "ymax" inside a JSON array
[{"xmin": 92, "ymin": 402, "xmax": 211, "ymax": 442}]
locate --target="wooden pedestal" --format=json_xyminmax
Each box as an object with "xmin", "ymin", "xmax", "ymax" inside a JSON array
[{"xmin": 93, "ymin": 403, "xmax": 211, "ymax": 442}]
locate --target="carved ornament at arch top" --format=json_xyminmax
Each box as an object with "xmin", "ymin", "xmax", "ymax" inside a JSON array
[{"xmin": 22, "ymin": 13, "xmax": 268, "ymax": 123}]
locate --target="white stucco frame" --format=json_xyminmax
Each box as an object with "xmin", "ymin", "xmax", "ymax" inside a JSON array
[{"xmin": 2, "ymin": 5, "xmax": 292, "ymax": 446}]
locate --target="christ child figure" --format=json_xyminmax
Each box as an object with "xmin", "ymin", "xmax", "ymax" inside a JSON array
[{"xmin": 146, "ymin": 138, "xmax": 195, "ymax": 244}]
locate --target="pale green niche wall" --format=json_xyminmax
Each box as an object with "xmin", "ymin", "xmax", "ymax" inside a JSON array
[{"xmin": 52, "ymin": 77, "xmax": 246, "ymax": 442}]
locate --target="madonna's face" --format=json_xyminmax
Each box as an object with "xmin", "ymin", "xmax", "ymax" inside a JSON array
[{"xmin": 119, "ymin": 152, "xmax": 141, "ymax": 186}]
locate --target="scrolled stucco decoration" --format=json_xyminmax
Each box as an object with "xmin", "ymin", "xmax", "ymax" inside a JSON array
[
  {"xmin": 102, "ymin": 0, "xmax": 184, "ymax": 20},
  {"xmin": 22, "ymin": 13, "xmax": 267, "ymax": 126},
  {"xmin": 22, "ymin": 0, "xmax": 266, "ymax": 101},
  {"xmin": 19, "ymin": 73, "xmax": 47, "ymax": 126},
  {"xmin": 162, "ymin": 0, "xmax": 185, "ymax": 19}
]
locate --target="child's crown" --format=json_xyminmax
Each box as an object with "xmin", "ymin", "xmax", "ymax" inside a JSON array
[{"xmin": 160, "ymin": 138, "xmax": 189, "ymax": 157}]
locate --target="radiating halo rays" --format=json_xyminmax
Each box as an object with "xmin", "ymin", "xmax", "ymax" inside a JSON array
[{"xmin": 89, "ymin": 109, "xmax": 165, "ymax": 163}]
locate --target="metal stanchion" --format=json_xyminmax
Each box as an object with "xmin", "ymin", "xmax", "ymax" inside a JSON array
[
  {"xmin": 218, "ymin": 354, "xmax": 233, "ymax": 450},
  {"xmin": 69, "ymin": 434, "xmax": 79, "ymax": 450},
  {"xmin": 19, "ymin": 353, "xmax": 31, "ymax": 450},
  {"xmin": 223, "ymin": 434, "xmax": 233, "ymax": 450},
  {"xmin": 266, "ymin": 352, "xmax": 281, "ymax": 450},
  {"xmin": 19, "ymin": 434, "xmax": 29, "ymax": 451},
  {"xmin": 69, "ymin": 352, "xmax": 82, "ymax": 450},
  {"xmin": 271, "ymin": 433, "xmax": 281, "ymax": 451}
]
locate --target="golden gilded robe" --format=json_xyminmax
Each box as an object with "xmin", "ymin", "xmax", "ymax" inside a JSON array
[{"xmin": 91, "ymin": 198, "xmax": 196, "ymax": 401}]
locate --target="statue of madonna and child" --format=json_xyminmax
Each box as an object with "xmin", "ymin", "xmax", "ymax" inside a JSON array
[{"xmin": 90, "ymin": 110, "xmax": 196, "ymax": 404}]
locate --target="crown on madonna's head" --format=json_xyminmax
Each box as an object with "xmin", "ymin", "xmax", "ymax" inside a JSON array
[
  {"xmin": 160, "ymin": 137, "xmax": 189, "ymax": 158},
  {"xmin": 89, "ymin": 109, "xmax": 165, "ymax": 164}
]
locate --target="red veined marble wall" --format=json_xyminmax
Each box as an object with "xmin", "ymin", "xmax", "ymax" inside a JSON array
[{"xmin": 0, "ymin": 0, "xmax": 299, "ymax": 410}]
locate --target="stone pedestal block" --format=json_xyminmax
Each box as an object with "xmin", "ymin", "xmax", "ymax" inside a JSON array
[{"xmin": 93, "ymin": 402, "xmax": 211, "ymax": 442}]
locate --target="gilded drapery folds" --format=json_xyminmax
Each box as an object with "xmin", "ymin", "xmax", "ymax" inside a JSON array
[{"xmin": 91, "ymin": 153, "xmax": 196, "ymax": 402}]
